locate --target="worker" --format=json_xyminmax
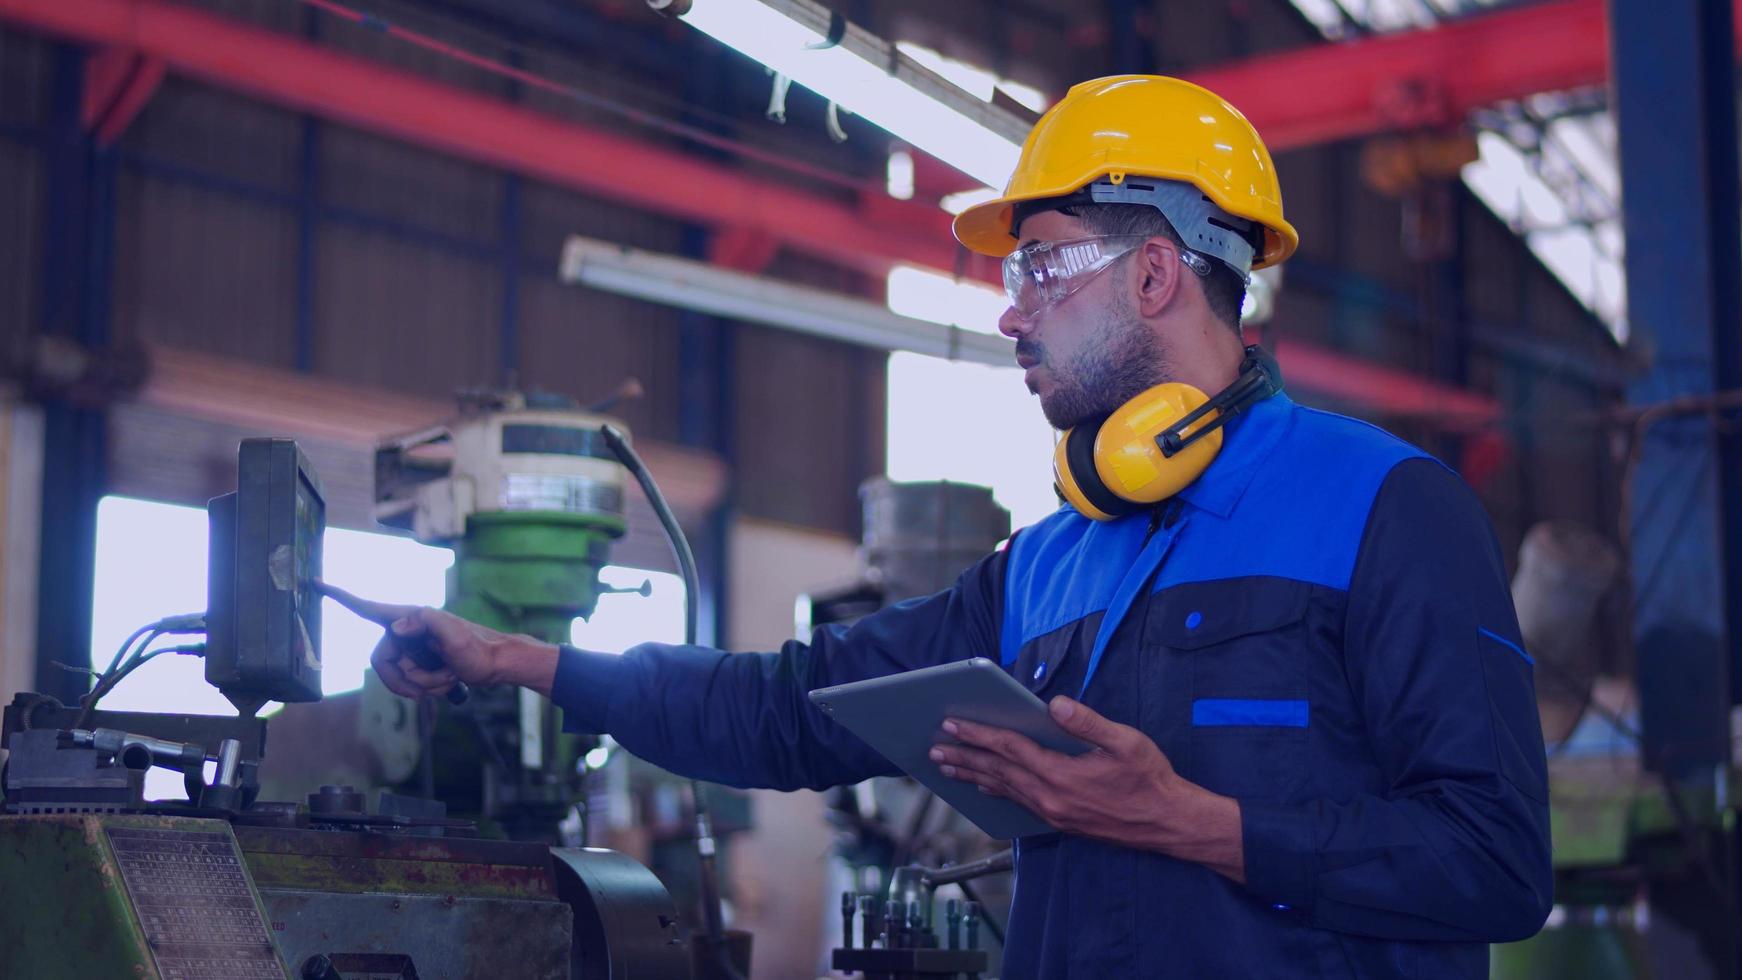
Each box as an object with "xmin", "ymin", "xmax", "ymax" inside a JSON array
[{"xmin": 331, "ymin": 76, "xmax": 1553, "ymax": 976}]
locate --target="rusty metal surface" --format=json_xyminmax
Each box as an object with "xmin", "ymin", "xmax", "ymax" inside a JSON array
[
  {"xmin": 0, "ymin": 815, "xmax": 158, "ymax": 978},
  {"xmin": 1, "ymin": 814, "xmax": 299, "ymax": 979},
  {"xmin": 236, "ymin": 825, "xmax": 557, "ymax": 899},
  {"xmin": 259, "ymin": 889, "xmax": 571, "ymax": 980}
]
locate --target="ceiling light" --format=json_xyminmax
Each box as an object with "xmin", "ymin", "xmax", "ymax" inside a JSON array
[
  {"xmin": 560, "ymin": 236, "xmax": 1015, "ymax": 367},
  {"xmin": 886, "ymin": 150, "xmax": 915, "ymax": 200},
  {"xmin": 649, "ymin": 0, "xmax": 1025, "ymax": 187}
]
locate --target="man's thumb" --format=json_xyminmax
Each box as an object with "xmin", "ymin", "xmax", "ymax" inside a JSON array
[
  {"xmin": 390, "ymin": 609, "xmax": 429, "ymax": 637},
  {"xmin": 1049, "ymin": 696, "xmax": 1117, "ymax": 748}
]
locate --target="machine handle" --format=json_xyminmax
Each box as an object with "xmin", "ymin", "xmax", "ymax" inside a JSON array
[
  {"xmin": 403, "ymin": 638, "xmax": 471, "ymax": 706},
  {"xmin": 317, "ymin": 580, "xmax": 469, "ymax": 705}
]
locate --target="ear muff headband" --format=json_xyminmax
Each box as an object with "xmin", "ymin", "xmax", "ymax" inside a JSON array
[{"xmin": 1158, "ymin": 347, "xmax": 1281, "ymax": 457}]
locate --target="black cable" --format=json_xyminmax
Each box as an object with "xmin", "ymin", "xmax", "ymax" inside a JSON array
[
  {"xmin": 78, "ymin": 643, "xmax": 209, "ymax": 724},
  {"xmin": 295, "ymin": 0, "xmax": 877, "ymax": 195},
  {"xmin": 76, "ymin": 628, "xmax": 164, "ymax": 729},
  {"xmin": 77, "ymin": 613, "xmax": 209, "ymax": 728},
  {"xmin": 600, "ymin": 424, "xmax": 745, "ymax": 980}
]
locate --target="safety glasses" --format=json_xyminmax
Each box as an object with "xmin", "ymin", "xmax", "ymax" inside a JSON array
[{"xmin": 1002, "ymin": 235, "xmax": 1210, "ymax": 321}]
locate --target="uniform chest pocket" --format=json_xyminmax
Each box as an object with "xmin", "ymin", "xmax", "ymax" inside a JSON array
[
  {"xmin": 1150, "ymin": 578, "xmax": 1315, "ymax": 799},
  {"xmin": 1009, "ymin": 617, "xmax": 1087, "ymax": 700}
]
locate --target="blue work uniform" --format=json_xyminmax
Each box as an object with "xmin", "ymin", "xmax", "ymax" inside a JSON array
[{"xmin": 554, "ymin": 393, "xmax": 1554, "ymax": 978}]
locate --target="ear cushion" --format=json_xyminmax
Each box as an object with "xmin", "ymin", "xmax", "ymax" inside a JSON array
[{"xmin": 1064, "ymin": 419, "xmax": 1140, "ymax": 519}]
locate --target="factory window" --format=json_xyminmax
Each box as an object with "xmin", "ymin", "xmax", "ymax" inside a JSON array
[
  {"xmin": 884, "ymin": 267, "xmax": 1060, "ymax": 530},
  {"xmin": 89, "ymin": 496, "xmax": 684, "ymax": 720}
]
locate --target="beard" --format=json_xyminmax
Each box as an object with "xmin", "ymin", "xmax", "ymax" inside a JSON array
[{"xmin": 1026, "ymin": 292, "xmax": 1172, "ymax": 430}]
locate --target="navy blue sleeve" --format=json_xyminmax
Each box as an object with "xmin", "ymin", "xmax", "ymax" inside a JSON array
[
  {"xmin": 550, "ymin": 548, "xmax": 1006, "ymax": 791},
  {"xmin": 1240, "ymin": 458, "xmax": 1554, "ymax": 942}
]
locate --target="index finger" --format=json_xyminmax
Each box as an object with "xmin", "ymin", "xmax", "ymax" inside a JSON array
[
  {"xmin": 316, "ymin": 579, "xmax": 418, "ymax": 627},
  {"xmin": 942, "ymin": 718, "xmax": 1055, "ymax": 768}
]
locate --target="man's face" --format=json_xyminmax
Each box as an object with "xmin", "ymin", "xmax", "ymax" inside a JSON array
[{"xmin": 1000, "ymin": 211, "xmax": 1172, "ymax": 430}]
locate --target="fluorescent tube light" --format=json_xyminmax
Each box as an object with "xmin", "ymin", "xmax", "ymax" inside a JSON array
[
  {"xmin": 648, "ymin": 0, "xmax": 1025, "ymax": 187},
  {"xmin": 560, "ymin": 236, "xmax": 1016, "ymax": 368}
]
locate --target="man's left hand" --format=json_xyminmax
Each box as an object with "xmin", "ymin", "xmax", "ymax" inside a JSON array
[{"xmin": 929, "ymin": 696, "xmax": 1246, "ymax": 882}]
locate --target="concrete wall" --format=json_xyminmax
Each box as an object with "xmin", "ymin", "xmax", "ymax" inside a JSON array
[{"xmin": 723, "ymin": 515, "xmax": 861, "ymax": 978}]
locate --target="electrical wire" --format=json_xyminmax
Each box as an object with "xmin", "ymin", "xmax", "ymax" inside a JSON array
[
  {"xmin": 293, "ymin": 0, "xmax": 880, "ymax": 195},
  {"xmin": 76, "ymin": 629, "xmax": 164, "ymax": 729},
  {"xmin": 599, "ymin": 424, "xmax": 746, "ymax": 980},
  {"xmin": 75, "ymin": 614, "xmax": 207, "ymax": 728}
]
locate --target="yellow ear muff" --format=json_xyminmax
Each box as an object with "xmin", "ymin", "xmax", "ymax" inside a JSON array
[
  {"xmin": 1053, "ymin": 382, "xmax": 1225, "ymax": 521},
  {"xmin": 1097, "ymin": 382, "xmax": 1224, "ymax": 504}
]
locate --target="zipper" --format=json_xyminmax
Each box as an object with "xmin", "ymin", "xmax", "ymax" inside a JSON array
[
  {"xmin": 1140, "ymin": 504, "xmax": 1164, "ymax": 548},
  {"xmin": 1140, "ymin": 499, "xmax": 1183, "ymax": 548}
]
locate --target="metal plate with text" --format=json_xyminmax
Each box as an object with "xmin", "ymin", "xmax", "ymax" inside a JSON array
[{"xmin": 106, "ymin": 826, "xmax": 284, "ymax": 979}]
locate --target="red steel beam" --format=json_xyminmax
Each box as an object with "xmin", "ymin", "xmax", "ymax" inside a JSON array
[
  {"xmin": 82, "ymin": 46, "xmax": 165, "ymax": 145},
  {"xmin": 1191, "ymin": 0, "xmax": 1742, "ymax": 151},
  {"xmin": 0, "ymin": 0, "xmax": 948, "ymax": 278},
  {"xmin": 0, "ymin": 0, "xmax": 1497, "ymax": 425}
]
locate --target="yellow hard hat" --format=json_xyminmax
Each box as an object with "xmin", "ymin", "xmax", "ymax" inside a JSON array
[{"xmin": 953, "ymin": 75, "xmax": 1299, "ymax": 270}]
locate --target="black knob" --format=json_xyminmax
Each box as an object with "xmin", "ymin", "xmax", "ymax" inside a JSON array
[
  {"xmin": 302, "ymin": 954, "xmax": 342, "ymax": 980},
  {"xmin": 308, "ymin": 784, "xmax": 366, "ymax": 815},
  {"xmin": 858, "ymin": 895, "xmax": 877, "ymax": 949}
]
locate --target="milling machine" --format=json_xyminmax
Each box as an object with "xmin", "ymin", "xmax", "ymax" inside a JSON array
[
  {"xmin": 370, "ymin": 389, "xmax": 640, "ymax": 840},
  {"xmin": 0, "ymin": 438, "xmax": 689, "ymax": 979}
]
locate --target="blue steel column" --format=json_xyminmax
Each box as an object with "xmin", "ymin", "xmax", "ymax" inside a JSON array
[
  {"xmin": 1104, "ymin": 0, "xmax": 1155, "ymax": 75},
  {"xmin": 1611, "ymin": 0, "xmax": 1741, "ymax": 773},
  {"xmin": 35, "ymin": 45, "xmax": 114, "ymax": 700},
  {"xmin": 1610, "ymin": 0, "xmax": 1741, "ymax": 974}
]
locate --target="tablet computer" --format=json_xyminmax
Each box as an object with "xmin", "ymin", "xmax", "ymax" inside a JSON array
[{"xmin": 808, "ymin": 658, "xmax": 1093, "ymax": 839}]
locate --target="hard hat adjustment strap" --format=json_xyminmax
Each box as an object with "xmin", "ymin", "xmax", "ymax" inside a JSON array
[{"xmin": 1086, "ymin": 178, "xmax": 1257, "ymax": 281}]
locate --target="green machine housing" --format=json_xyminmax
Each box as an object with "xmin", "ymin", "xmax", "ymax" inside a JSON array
[{"xmin": 373, "ymin": 393, "xmax": 637, "ymax": 836}]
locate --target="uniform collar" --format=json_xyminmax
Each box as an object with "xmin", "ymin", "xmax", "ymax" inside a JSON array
[{"xmin": 1174, "ymin": 392, "xmax": 1294, "ymax": 519}]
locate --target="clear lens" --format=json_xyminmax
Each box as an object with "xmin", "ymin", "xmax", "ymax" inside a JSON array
[{"xmin": 1000, "ymin": 236, "xmax": 1146, "ymax": 320}]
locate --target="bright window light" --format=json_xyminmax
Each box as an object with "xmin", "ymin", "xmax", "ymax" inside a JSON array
[
  {"xmin": 1464, "ymin": 132, "xmax": 1569, "ymax": 229},
  {"xmin": 885, "ymin": 352, "xmax": 1060, "ymax": 531},
  {"xmin": 996, "ymin": 80, "xmax": 1049, "ymax": 114},
  {"xmin": 91, "ymin": 496, "xmax": 682, "ymax": 712},
  {"xmin": 885, "ymin": 262, "xmax": 1056, "ymax": 530},
  {"xmin": 1286, "ymin": 0, "xmax": 1627, "ymax": 340},
  {"xmin": 886, "ymin": 265, "xmax": 1007, "ymax": 335},
  {"xmin": 886, "ymin": 149, "xmax": 915, "ymax": 201},
  {"xmin": 941, "ymin": 187, "xmax": 1000, "ymax": 215},
  {"xmin": 1287, "ymin": 0, "xmax": 1351, "ymax": 36},
  {"xmin": 570, "ymin": 566, "xmax": 686, "ymax": 653}
]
